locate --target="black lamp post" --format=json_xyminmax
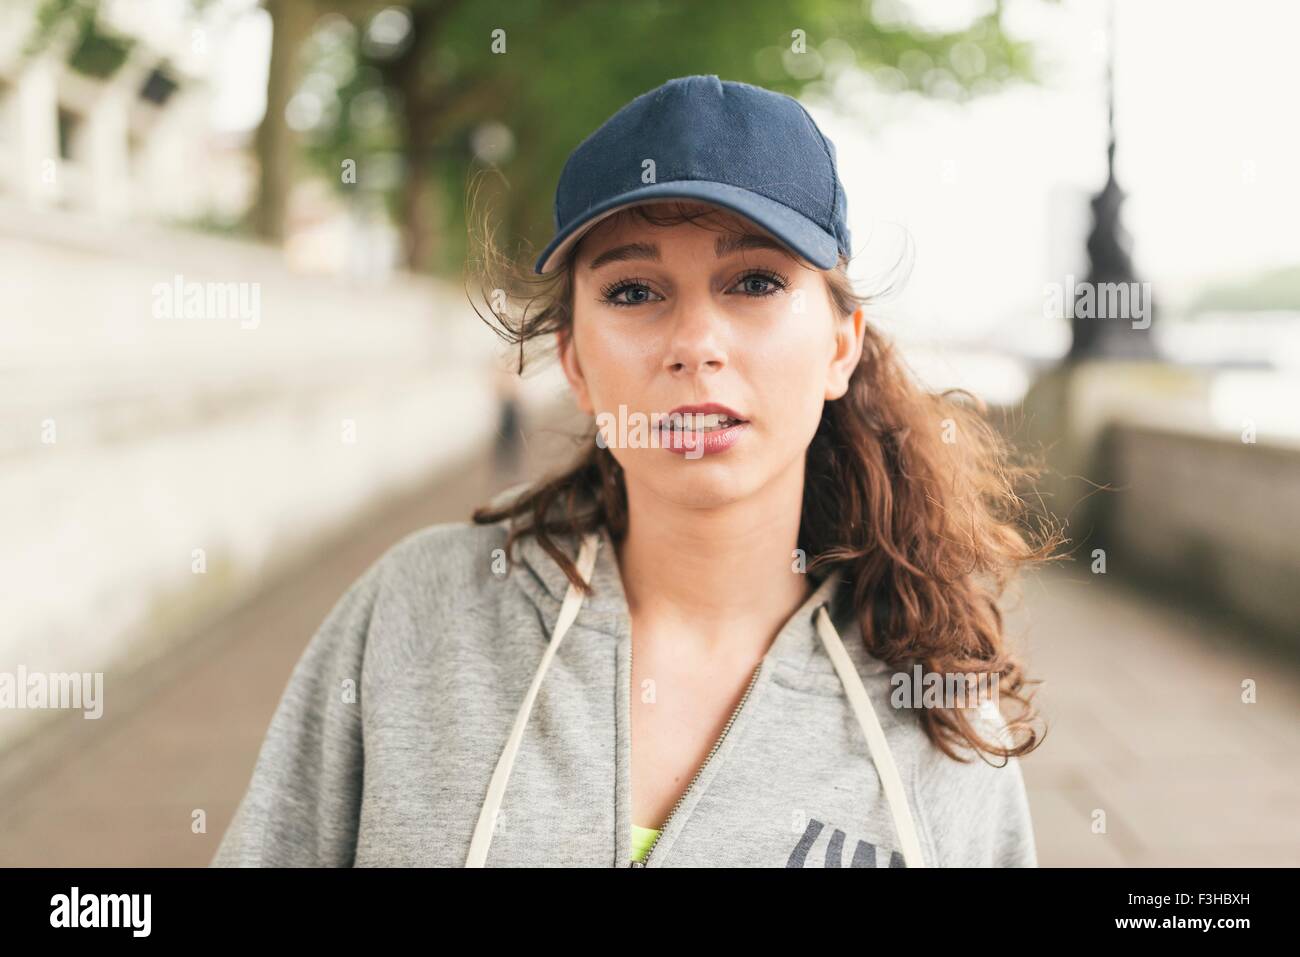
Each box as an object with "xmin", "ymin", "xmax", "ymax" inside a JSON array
[{"xmin": 1066, "ymin": 0, "xmax": 1157, "ymax": 362}]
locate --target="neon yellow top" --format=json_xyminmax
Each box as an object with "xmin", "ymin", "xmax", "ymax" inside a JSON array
[{"xmin": 631, "ymin": 824, "xmax": 661, "ymax": 863}]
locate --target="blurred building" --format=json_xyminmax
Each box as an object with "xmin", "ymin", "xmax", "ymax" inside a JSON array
[
  {"xmin": 0, "ymin": 0, "xmax": 487, "ymax": 758},
  {"xmin": 0, "ymin": 0, "xmax": 252, "ymax": 224}
]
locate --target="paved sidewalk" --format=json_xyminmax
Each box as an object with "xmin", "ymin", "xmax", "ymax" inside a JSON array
[
  {"xmin": 1008, "ymin": 569, "xmax": 1300, "ymax": 865},
  {"xmin": 0, "ymin": 406, "xmax": 1295, "ymax": 866}
]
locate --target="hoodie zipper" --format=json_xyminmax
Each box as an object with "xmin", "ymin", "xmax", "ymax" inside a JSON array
[{"xmin": 629, "ymin": 635, "xmax": 764, "ymax": 868}]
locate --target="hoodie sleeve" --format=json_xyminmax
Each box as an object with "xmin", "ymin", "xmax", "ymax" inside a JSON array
[{"xmin": 209, "ymin": 560, "xmax": 382, "ymax": 867}]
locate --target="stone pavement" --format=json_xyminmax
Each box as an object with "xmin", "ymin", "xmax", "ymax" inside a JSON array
[
  {"xmin": 1007, "ymin": 568, "xmax": 1300, "ymax": 865},
  {"xmin": 0, "ymin": 403, "xmax": 1295, "ymax": 866}
]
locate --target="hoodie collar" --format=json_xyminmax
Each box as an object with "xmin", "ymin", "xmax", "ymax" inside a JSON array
[
  {"xmin": 513, "ymin": 518, "xmax": 631, "ymax": 624},
  {"xmin": 504, "ymin": 492, "xmax": 885, "ymax": 676}
]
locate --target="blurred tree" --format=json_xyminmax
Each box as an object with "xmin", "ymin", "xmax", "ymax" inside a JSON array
[
  {"xmin": 26, "ymin": 0, "xmax": 1060, "ymax": 274},
  {"xmin": 278, "ymin": 0, "xmax": 1057, "ymax": 273},
  {"xmin": 26, "ymin": 0, "xmax": 135, "ymax": 77},
  {"xmin": 258, "ymin": 0, "xmax": 320, "ymax": 241}
]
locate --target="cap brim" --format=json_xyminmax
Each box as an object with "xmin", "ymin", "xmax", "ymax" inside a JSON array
[{"xmin": 533, "ymin": 180, "xmax": 839, "ymax": 274}]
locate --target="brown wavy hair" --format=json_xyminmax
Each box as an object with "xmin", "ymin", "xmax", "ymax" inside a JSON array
[{"xmin": 466, "ymin": 188, "xmax": 1068, "ymax": 765}]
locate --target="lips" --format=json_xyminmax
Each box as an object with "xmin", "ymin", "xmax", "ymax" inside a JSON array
[{"xmin": 651, "ymin": 403, "xmax": 750, "ymax": 457}]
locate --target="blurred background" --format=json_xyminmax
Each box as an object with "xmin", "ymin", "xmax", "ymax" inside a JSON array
[{"xmin": 0, "ymin": 0, "xmax": 1296, "ymax": 867}]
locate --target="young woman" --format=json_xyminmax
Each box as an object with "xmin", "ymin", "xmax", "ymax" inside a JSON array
[{"xmin": 212, "ymin": 75, "xmax": 1063, "ymax": 868}]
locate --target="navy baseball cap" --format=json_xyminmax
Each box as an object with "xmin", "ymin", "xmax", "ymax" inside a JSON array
[{"xmin": 534, "ymin": 74, "xmax": 851, "ymax": 274}]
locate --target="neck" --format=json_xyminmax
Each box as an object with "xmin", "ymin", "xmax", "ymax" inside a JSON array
[{"xmin": 614, "ymin": 464, "xmax": 811, "ymax": 658}]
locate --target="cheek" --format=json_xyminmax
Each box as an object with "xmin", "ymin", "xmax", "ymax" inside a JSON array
[
  {"xmin": 747, "ymin": 318, "xmax": 832, "ymax": 425},
  {"xmin": 573, "ymin": 317, "xmax": 651, "ymax": 407}
]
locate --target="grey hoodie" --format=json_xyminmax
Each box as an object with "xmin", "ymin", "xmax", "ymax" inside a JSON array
[{"xmin": 210, "ymin": 496, "xmax": 1037, "ymax": 868}]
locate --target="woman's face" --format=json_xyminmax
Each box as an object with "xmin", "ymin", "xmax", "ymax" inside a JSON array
[{"xmin": 559, "ymin": 202, "xmax": 864, "ymax": 509}]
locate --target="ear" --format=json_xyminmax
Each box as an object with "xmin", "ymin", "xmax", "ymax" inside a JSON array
[
  {"xmin": 557, "ymin": 326, "xmax": 595, "ymax": 415},
  {"xmin": 825, "ymin": 307, "xmax": 866, "ymax": 401}
]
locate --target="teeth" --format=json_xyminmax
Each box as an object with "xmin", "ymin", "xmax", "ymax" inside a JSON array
[{"xmin": 660, "ymin": 413, "xmax": 740, "ymax": 431}]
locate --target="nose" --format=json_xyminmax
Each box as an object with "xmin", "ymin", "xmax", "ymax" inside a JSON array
[{"xmin": 663, "ymin": 297, "xmax": 728, "ymax": 377}]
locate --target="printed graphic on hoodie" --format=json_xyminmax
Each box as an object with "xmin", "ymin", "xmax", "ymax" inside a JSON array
[{"xmin": 786, "ymin": 818, "xmax": 905, "ymax": 868}]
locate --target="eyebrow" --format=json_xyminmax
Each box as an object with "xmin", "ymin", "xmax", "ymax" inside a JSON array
[{"xmin": 585, "ymin": 233, "xmax": 794, "ymax": 270}]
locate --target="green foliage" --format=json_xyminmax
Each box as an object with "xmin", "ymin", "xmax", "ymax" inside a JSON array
[
  {"xmin": 66, "ymin": 16, "xmax": 133, "ymax": 77},
  {"xmin": 1189, "ymin": 264, "xmax": 1300, "ymax": 315},
  {"xmin": 28, "ymin": 0, "xmax": 135, "ymax": 78},
  {"xmin": 296, "ymin": 0, "xmax": 1056, "ymax": 274},
  {"xmin": 25, "ymin": 0, "xmax": 1060, "ymax": 277}
]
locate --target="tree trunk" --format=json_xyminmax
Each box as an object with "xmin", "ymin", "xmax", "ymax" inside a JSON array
[{"xmin": 254, "ymin": 0, "xmax": 314, "ymax": 242}]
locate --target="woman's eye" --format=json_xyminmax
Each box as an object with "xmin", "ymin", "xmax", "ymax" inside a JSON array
[
  {"xmin": 731, "ymin": 271, "xmax": 788, "ymax": 297},
  {"xmin": 600, "ymin": 281, "xmax": 661, "ymax": 307}
]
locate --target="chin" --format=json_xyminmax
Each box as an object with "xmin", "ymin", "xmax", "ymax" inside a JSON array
[{"xmin": 642, "ymin": 458, "xmax": 764, "ymax": 510}]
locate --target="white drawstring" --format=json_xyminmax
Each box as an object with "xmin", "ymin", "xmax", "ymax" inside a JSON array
[
  {"xmin": 466, "ymin": 530, "xmax": 926, "ymax": 868},
  {"xmin": 464, "ymin": 531, "xmax": 601, "ymax": 867},
  {"xmin": 814, "ymin": 604, "xmax": 927, "ymax": 867}
]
